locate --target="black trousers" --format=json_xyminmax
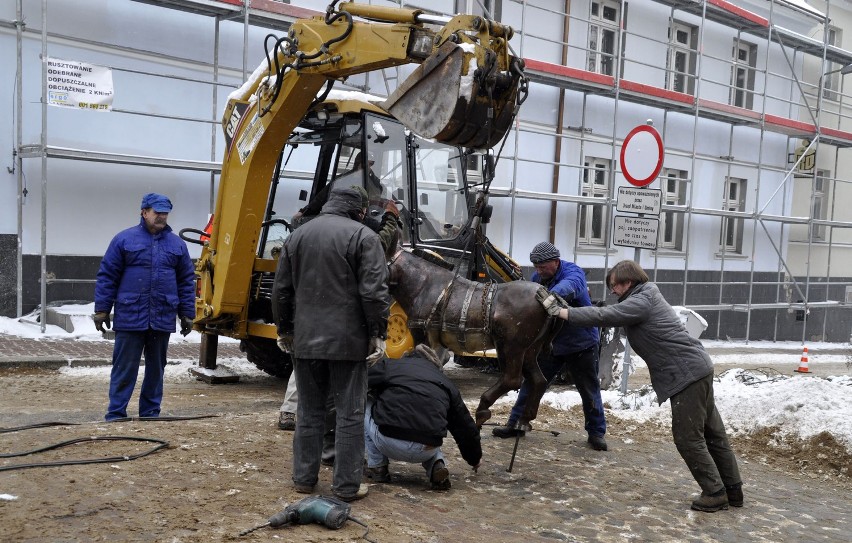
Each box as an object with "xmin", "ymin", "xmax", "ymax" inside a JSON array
[{"xmin": 670, "ymin": 372, "xmax": 742, "ymax": 493}]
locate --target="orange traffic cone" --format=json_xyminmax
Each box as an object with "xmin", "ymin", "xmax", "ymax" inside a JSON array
[{"xmin": 794, "ymin": 347, "xmax": 811, "ymax": 374}]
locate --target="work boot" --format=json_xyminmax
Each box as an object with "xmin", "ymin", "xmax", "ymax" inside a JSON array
[
  {"xmin": 726, "ymin": 483, "xmax": 744, "ymax": 507},
  {"xmin": 364, "ymin": 464, "xmax": 391, "ymax": 483},
  {"xmin": 277, "ymin": 411, "xmax": 295, "ymax": 431},
  {"xmin": 491, "ymin": 425, "xmax": 525, "ymax": 439},
  {"xmin": 691, "ymin": 489, "xmax": 729, "ymax": 512},
  {"xmin": 430, "ymin": 460, "xmax": 451, "ymax": 491},
  {"xmin": 293, "ymin": 482, "xmax": 314, "ymax": 494},
  {"xmin": 588, "ymin": 435, "xmax": 608, "ymax": 451},
  {"xmin": 335, "ymin": 483, "xmax": 369, "ymax": 502}
]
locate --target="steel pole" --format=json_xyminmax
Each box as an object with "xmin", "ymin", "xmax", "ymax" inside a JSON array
[{"xmin": 39, "ymin": 0, "xmax": 47, "ymax": 332}]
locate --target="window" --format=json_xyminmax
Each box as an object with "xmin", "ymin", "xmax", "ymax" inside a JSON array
[
  {"xmin": 810, "ymin": 170, "xmax": 830, "ymax": 241},
  {"xmin": 667, "ymin": 21, "xmax": 697, "ymax": 94},
  {"xmin": 578, "ymin": 158, "xmax": 610, "ymax": 246},
  {"xmin": 413, "ymin": 141, "xmax": 469, "ymax": 242},
  {"xmin": 730, "ymin": 39, "xmax": 756, "ymax": 109},
  {"xmin": 588, "ymin": 0, "xmax": 619, "ymax": 76},
  {"xmin": 824, "ymin": 27, "xmax": 843, "ymax": 101},
  {"xmin": 659, "ymin": 169, "xmax": 687, "ymax": 250},
  {"xmin": 720, "ymin": 177, "xmax": 746, "ymax": 253}
]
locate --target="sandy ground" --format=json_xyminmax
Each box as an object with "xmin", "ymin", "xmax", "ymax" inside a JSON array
[{"xmin": 1, "ymin": 359, "xmax": 851, "ymax": 543}]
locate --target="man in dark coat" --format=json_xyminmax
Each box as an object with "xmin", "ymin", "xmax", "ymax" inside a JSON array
[
  {"xmin": 363, "ymin": 345, "xmax": 482, "ymax": 490},
  {"xmin": 272, "ymin": 187, "xmax": 390, "ymax": 502},
  {"xmin": 94, "ymin": 193, "xmax": 195, "ymax": 421}
]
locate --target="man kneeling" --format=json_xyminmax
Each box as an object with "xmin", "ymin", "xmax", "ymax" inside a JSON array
[{"xmin": 364, "ymin": 345, "xmax": 482, "ymax": 490}]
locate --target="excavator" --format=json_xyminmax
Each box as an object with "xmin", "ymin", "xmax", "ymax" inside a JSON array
[{"xmin": 183, "ymin": 1, "xmax": 528, "ymax": 378}]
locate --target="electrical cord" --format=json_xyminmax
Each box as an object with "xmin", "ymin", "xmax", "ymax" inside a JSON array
[
  {"xmin": 346, "ymin": 515, "xmax": 377, "ymax": 543},
  {"xmin": 0, "ymin": 414, "xmax": 219, "ymax": 472},
  {"xmin": 0, "ymin": 435, "xmax": 169, "ymax": 472}
]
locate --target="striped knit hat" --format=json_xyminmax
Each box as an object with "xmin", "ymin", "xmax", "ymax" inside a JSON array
[{"xmin": 529, "ymin": 241, "xmax": 560, "ymax": 264}]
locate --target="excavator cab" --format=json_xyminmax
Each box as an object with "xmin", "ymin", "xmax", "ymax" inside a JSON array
[{"xmin": 238, "ymin": 97, "xmax": 515, "ymax": 375}]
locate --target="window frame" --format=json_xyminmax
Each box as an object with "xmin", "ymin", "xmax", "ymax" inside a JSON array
[
  {"xmin": 810, "ymin": 169, "xmax": 830, "ymax": 242},
  {"xmin": 667, "ymin": 20, "xmax": 697, "ymax": 94},
  {"xmin": 823, "ymin": 26, "xmax": 843, "ymax": 102},
  {"xmin": 730, "ymin": 38, "xmax": 757, "ymax": 109},
  {"xmin": 720, "ymin": 176, "xmax": 747, "ymax": 253},
  {"xmin": 587, "ymin": 0, "xmax": 620, "ymax": 76},
  {"xmin": 578, "ymin": 157, "xmax": 611, "ymax": 247},
  {"xmin": 659, "ymin": 168, "xmax": 687, "ymax": 250}
]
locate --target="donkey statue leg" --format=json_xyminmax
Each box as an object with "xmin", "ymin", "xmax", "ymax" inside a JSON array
[
  {"xmin": 515, "ymin": 347, "xmax": 548, "ymax": 431},
  {"xmin": 474, "ymin": 341, "xmax": 545, "ymax": 427}
]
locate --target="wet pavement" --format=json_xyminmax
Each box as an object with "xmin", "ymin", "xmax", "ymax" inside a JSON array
[{"xmin": 0, "ymin": 333, "xmax": 244, "ymax": 367}]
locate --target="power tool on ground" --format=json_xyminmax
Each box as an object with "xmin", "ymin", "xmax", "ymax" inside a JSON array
[{"xmin": 238, "ymin": 495, "xmax": 352, "ymax": 536}]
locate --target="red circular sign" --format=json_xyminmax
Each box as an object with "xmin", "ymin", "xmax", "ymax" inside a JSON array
[{"xmin": 620, "ymin": 124, "xmax": 664, "ymax": 187}]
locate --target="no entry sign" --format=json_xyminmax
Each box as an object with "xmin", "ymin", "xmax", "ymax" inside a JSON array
[{"xmin": 620, "ymin": 124, "xmax": 664, "ymax": 187}]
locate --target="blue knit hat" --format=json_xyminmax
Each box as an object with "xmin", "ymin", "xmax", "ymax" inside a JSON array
[
  {"xmin": 141, "ymin": 193, "xmax": 173, "ymax": 212},
  {"xmin": 530, "ymin": 241, "xmax": 560, "ymax": 264}
]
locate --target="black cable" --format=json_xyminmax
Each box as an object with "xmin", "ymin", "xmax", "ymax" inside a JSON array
[
  {"xmin": 346, "ymin": 516, "xmax": 377, "ymax": 543},
  {"xmin": 0, "ymin": 421, "xmax": 77, "ymax": 434},
  {"xmin": 0, "ymin": 414, "xmax": 218, "ymax": 434},
  {"xmin": 105, "ymin": 414, "xmax": 219, "ymax": 423},
  {"xmin": 0, "ymin": 435, "xmax": 169, "ymax": 472}
]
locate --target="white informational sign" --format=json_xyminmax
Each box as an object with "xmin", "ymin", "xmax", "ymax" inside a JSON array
[
  {"xmin": 616, "ymin": 186, "xmax": 662, "ymax": 215},
  {"xmin": 612, "ymin": 215, "xmax": 659, "ymax": 250},
  {"xmin": 46, "ymin": 58, "xmax": 113, "ymax": 111}
]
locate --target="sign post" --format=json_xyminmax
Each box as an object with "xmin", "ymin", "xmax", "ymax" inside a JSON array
[{"xmin": 616, "ymin": 121, "xmax": 664, "ymax": 393}]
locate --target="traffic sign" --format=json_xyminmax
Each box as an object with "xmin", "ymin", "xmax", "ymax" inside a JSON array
[
  {"xmin": 616, "ymin": 186, "xmax": 662, "ymax": 215},
  {"xmin": 620, "ymin": 124, "xmax": 663, "ymax": 187},
  {"xmin": 612, "ymin": 215, "xmax": 659, "ymax": 250}
]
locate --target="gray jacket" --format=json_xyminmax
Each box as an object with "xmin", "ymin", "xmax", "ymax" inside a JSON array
[
  {"xmin": 567, "ymin": 282, "xmax": 713, "ymax": 404},
  {"xmin": 272, "ymin": 189, "xmax": 390, "ymax": 361}
]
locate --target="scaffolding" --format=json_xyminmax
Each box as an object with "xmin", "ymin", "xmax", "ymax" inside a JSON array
[
  {"xmin": 497, "ymin": 0, "xmax": 852, "ymax": 343},
  {"xmin": 8, "ymin": 0, "xmax": 852, "ymax": 342}
]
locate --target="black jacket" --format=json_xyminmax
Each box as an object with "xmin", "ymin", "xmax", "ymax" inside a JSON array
[
  {"xmin": 272, "ymin": 189, "xmax": 389, "ymax": 360},
  {"xmin": 368, "ymin": 355, "xmax": 482, "ymax": 467}
]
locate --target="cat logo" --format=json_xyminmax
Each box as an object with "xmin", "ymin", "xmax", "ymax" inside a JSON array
[{"xmin": 224, "ymin": 102, "xmax": 250, "ymax": 150}]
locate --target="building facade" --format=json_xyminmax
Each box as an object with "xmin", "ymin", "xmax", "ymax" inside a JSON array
[{"xmin": 2, "ymin": 0, "xmax": 851, "ymax": 341}]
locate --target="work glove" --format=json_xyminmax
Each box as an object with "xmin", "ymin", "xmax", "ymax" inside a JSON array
[
  {"xmin": 536, "ymin": 288, "xmax": 567, "ymax": 317},
  {"xmin": 383, "ymin": 199, "xmax": 400, "ymax": 217},
  {"xmin": 366, "ymin": 337, "xmax": 386, "ymax": 366},
  {"xmin": 277, "ymin": 335, "xmax": 293, "ymax": 353},
  {"xmin": 179, "ymin": 316, "xmax": 194, "ymax": 337},
  {"xmin": 93, "ymin": 312, "xmax": 111, "ymax": 333}
]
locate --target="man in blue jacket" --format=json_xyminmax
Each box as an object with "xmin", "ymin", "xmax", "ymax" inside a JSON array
[
  {"xmin": 492, "ymin": 242, "xmax": 608, "ymax": 451},
  {"xmin": 94, "ymin": 193, "xmax": 196, "ymax": 421}
]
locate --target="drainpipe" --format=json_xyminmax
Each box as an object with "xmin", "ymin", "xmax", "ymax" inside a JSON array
[{"xmin": 549, "ymin": 0, "xmax": 571, "ymax": 244}]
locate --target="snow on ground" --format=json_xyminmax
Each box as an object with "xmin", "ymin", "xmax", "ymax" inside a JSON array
[
  {"xmin": 0, "ymin": 303, "xmax": 237, "ymax": 343},
  {"xmin": 3, "ymin": 307, "xmax": 852, "ymax": 452},
  {"xmin": 486, "ymin": 340, "xmax": 852, "ymax": 453}
]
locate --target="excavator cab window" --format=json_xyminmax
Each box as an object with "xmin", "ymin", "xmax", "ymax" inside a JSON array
[
  {"xmin": 259, "ymin": 140, "xmax": 320, "ymax": 258},
  {"xmin": 411, "ymin": 139, "xmax": 468, "ymax": 241}
]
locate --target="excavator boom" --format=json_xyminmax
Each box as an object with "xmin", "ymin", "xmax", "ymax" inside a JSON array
[{"xmin": 194, "ymin": 1, "xmax": 526, "ymax": 338}]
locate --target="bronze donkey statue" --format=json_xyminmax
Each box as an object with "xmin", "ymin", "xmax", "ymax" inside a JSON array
[{"xmin": 387, "ymin": 247, "xmax": 561, "ymax": 431}]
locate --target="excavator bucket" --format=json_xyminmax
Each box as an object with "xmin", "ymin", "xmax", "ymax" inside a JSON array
[{"xmin": 383, "ymin": 41, "xmax": 521, "ymax": 150}]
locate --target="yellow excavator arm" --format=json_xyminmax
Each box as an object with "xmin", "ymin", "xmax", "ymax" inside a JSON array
[{"xmin": 195, "ymin": 1, "xmax": 526, "ymax": 336}]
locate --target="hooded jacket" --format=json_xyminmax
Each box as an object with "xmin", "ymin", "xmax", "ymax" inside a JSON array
[
  {"xmin": 533, "ymin": 259, "xmax": 598, "ymax": 355},
  {"xmin": 567, "ymin": 282, "xmax": 713, "ymax": 404},
  {"xmin": 95, "ymin": 219, "xmax": 195, "ymax": 332},
  {"xmin": 368, "ymin": 354, "xmax": 482, "ymax": 467},
  {"xmin": 272, "ymin": 188, "xmax": 390, "ymax": 360}
]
